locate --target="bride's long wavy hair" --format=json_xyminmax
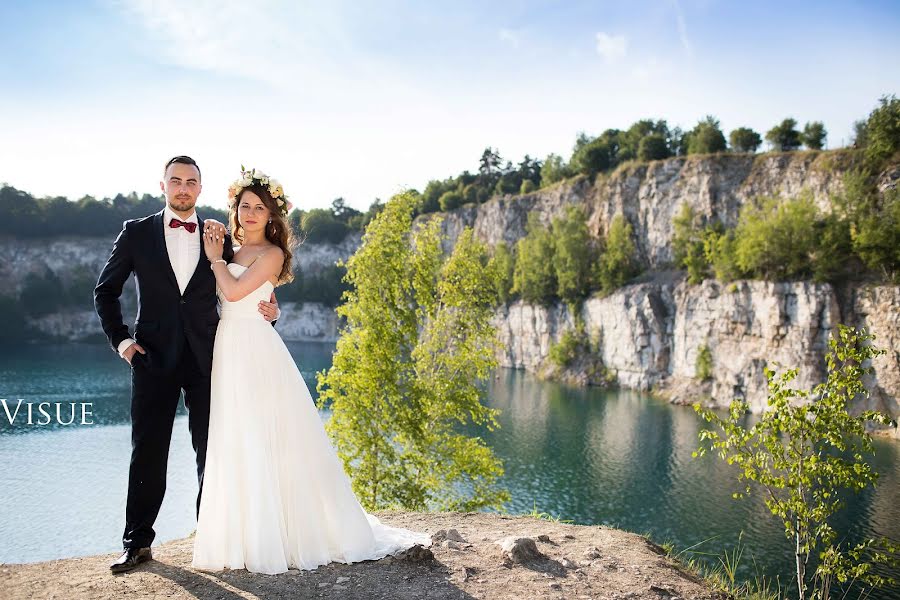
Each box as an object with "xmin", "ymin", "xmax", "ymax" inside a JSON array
[{"xmin": 228, "ymin": 183, "xmax": 296, "ymax": 285}]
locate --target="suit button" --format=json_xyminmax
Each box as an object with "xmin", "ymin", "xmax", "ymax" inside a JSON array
[{"xmin": 180, "ymin": 299, "xmax": 186, "ymax": 305}]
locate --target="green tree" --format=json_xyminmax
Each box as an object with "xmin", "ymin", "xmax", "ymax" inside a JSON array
[
  {"xmin": 853, "ymin": 186, "xmax": 900, "ymax": 280},
  {"xmin": 811, "ymin": 213, "xmax": 852, "ymax": 283},
  {"xmin": 686, "ymin": 116, "xmax": 727, "ymax": 155},
  {"xmin": 540, "ymin": 153, "xmax": 570, "ymax": 187},
  {"xmin": 551, "ymin": 206, "xmax": 595, "ymax": 305},
  {"xmin": 596, "ymin": 215, "xmax": 639, "ymax": 293},
  {"xmin": 619, "ymin": 119, "xmax": 670, "ymax": 162},
  {"xmin": 729, "ymin": 127, "xmax": 762, "ymax": 153},
  {"xmin": 520, "ymin": 179, "xmax": 536, "ymax": 194},
  {"xmin": 733, "ymin": 194, "xmax": 818, "ymax": 280},
  {"xmin": 672, "ymin": 203, "xmax": 710, "ymax": 283},
  {"xmin": 801, "ymin": 121, "xmax": 827, "ymax": 150},
  {"xmin": 488, "ymin": 240, "xmax": 515, "ymax": 304},
  {"xmin": 637, "ymin": 133, "xmax": 670, "ymax": 162},
  {"xmin": 512, "ymin": 212, "xmax": 557, "ymax": 305},
  {"xmin": 462, "ymin": 183, "xmax": 479, "ymax": 205},
  {"xmin": 302, "ymin": 208, "xmax": 351, "ymax": 243},
  {"xmin": 439, "ymin": 190, "xmax": 465, "ymax": 211},
  {"xmin": 693, "ymin": 325, "xmax": 900, "ymax": 600},
  {"xmin": 766, "ymin": 118, "xmax": 802, "ymax": 151},
  {"xmin": 704, "ymin": 228, "xmax": 743, "ymax": 282},
  {"xmin": 570, "ymin": 129, "xmax": 622, "ymax": 175},
  {"xmin": 316, "ymin": 192, "xmax": 509, "ymax": 511},
  {"xmin": 695, "ymin": 344, "xmax": 712, "ymax": 381},
  {"xmin": 859, "ymin": 94, "xmax": 900, "ymax": 168},
  {"xmin": 574, "ymin": 138, "xmax": 613, "ymax": 175}
]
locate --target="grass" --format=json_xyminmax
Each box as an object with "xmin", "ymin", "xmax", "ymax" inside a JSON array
[
  {"xmin": 520, "ymin": 501, "xmax": 574, "ymax": 523},
  {"xmin": 649, "ymin": 530, "xmax": 783, "ymax": 600}
]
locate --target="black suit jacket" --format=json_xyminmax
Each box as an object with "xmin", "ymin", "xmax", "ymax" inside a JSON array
[{"xmin": 94, "ymin": 208, "xmax": 270, "ymax": 375}]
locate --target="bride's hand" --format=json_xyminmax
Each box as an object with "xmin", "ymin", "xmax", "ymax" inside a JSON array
[
  {"xmin": 203, "ymin": 226, "xmax": 224, "ymax": 261},
  {"xmin": 203, "ymin": 219, "xmax": 227, "ymax": 235}
]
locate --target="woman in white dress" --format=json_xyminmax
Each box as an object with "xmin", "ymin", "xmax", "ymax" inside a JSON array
[{"xmin": 191, "ymin": 168, "xmax": 430, "ymax": 575}]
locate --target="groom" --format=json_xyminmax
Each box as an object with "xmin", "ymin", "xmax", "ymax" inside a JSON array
[{"xmin": 94, "ymin": 155, "xmax": 280, "ymax": 574}]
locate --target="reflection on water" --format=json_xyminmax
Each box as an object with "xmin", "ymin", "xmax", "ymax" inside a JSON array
[{"xmin": 1, "ymin": 343, "xmax": 898, "ymax": 598}]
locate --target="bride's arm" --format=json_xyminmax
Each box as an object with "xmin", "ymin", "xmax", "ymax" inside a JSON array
[{"xmin": 210, "ymin": 249, "xmax": 284, "ymax": 302}]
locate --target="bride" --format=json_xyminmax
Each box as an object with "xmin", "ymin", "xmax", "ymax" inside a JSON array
[{"xmin": 191, "ymin": 168, "xmax": 430, "ymax": 574}]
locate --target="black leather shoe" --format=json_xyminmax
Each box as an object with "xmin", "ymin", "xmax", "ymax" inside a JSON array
[{"xmin": 110, "ymin": 547, "xmax": 152, "ymax": 573}]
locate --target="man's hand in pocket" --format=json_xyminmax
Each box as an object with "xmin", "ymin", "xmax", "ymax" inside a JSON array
[{"xmin": 123, "ymin": 343, "xmax": 147, "ymax": 365}]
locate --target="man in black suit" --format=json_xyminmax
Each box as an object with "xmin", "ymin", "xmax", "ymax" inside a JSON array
[{"xmin": 94, "ymin": 156, "xmax": 280, "ymax": 573}]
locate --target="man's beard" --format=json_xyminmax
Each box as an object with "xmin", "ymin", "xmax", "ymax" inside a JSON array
[{"xmin": 170, "ymin": 195, "xmax": 195, "ymax": 211}]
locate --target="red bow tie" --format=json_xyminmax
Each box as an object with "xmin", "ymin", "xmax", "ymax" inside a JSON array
[{"xmin": 168, "ymin": 218, "xmax": 197, "ymax": 233}]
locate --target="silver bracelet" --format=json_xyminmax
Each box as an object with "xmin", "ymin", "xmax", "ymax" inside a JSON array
[{"xmin": 210, "ymin": 259, "xmax": 226, "ymax": 269}]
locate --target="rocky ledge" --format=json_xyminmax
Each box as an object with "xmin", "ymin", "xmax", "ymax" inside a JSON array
[{"xmin": 0, "ymin": 511, "xmax": 723, "ymax": 600}]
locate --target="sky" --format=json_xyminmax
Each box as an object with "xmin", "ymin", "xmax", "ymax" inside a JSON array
[{"xmin": 1, "ymin": 0, "xmax": 898, "ymax": 213}]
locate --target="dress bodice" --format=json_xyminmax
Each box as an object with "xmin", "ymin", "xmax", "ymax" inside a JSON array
[{"xmin": 218, "ymin": 263, "xmax": 275, "ymax": 322}]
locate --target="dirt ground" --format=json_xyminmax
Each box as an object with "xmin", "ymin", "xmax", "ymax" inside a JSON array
[{"xmin": 0, "ymin": 511, "xmax": 725, "ymax": 600}]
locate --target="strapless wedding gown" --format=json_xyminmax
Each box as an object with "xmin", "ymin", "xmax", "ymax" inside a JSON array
[{"xmin": 192, "ymin": 262, "xmax": 431, "ymax": 574}]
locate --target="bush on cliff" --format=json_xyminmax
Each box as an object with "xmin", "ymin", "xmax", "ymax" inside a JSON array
[
  {"xmin": 488, "ymin": 241, "xmax": 515, "ymax": 305},
  {"xmin": 686, "ymin": 116, "xmax": 727, "ymax": 155},
  {"xmin": 512, "ymin": 212, "xmax": 557, "ymax": 305},
  {"xmin": 551, "ymin": 206, "xmax": 596, "ymax": 304},
  {"xmin": 596, "ymin": 215, "xmax": 639, "ymax": 293},
  {"xmin": 729, "ymin": 127, "xmax": 762, "ymax": 153},
  {"xmin": 733, "ymin": 193, "xmax": 819, "ymax": 280},
  {"xmin": 856, "ymin": 94, "xmax": 900, "ymax": 168}
]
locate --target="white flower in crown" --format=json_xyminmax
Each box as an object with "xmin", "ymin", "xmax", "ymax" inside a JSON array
[
  {"xmin": 229, "ymin": 165, "xmax": 292, "ymax": 216},
  {"xmin": 268, "ymin": 178, "xmax": 284, "ymax": 199}
]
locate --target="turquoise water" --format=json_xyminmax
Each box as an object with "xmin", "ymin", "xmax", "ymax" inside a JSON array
[{"xmin": 1, "ymin": 342, "xmax": 897, "ymax": 598}]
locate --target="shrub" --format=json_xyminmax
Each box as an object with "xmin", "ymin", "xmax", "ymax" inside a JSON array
[
  {"xmin": 801, "ymin": 121, "xmax": 827, "ymax": 150},
  {"xmin": 520, "ymin": 179, "xmax": 536, "ymax": 195},
  {"xmin": 540, "ymin": 153, "xmax": 570, "ymax": 187},
  {"xmin": 488, "ymin": 241, "xmax": 515, "ymax": 304},
  {"xmin": 686, "ymin": 116, "xmax": 727, "ymax": 155},
  {"xmin": 860, "ymin": 94, "xmax": 900, "ymax": 168},
  {"xmin": 733, "ymin": 194, "xmax": 818, "ymax": 280},
  {"xmin": 695, "ymin": 344, "xmax": 712, "ymax": 381},
  {"xmin": 765, "ymin": 118, "xmax": 802, "ymax": 151},
  {"xmin": 729, "ymin": 127, "xmax": 762, "ymax": 153},
  {"xmin": 551, "ymin": 206, "xmax": 595, "ymax": 304},
  {"xmin": 596, "ymin": 215, "xmax": 639, "ymax": 293},
  {"xmin": 512, "ymin": 212, "xmax": 557, "ymax": 304},
  {"xmin": 439, "ymin": 190, "xmax": 465, "ymax": 211},
  {"xmin": 637, "ymin": 133, "xmax": 670, "ymax": 161}
]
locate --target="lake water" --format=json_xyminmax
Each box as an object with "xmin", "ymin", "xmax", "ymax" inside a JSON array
[{"xmin": 1, "ymin": 342, "xmax": 898, "ymax": 598}]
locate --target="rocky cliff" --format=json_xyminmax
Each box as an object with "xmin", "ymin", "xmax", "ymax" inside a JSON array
[
  {"xmin": 420, "ymin": 150, "xmax": 898, "ymax": 430},
  {"xmin": 3, "ymin": 151, "xmax": 897, "ymax": 431}
]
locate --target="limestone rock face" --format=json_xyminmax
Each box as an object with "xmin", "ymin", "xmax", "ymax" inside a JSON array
[{"xmin": 3, "ymin": 152, "xmax": 897, "ymax": 432}]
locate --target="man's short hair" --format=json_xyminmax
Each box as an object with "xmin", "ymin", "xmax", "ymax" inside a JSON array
[{"xmin": 164, "ymin": 155, "xmax": 201, "ymax": 180}]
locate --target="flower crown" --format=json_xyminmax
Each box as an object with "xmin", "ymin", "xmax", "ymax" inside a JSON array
[{"xmin": 227, "ymin": 165, "xmax": 293, "ymax": 217}]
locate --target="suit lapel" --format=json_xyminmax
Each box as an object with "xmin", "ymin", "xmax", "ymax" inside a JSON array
[{"xmin": 153, "ymin": 210, "xmax": 181, "ymax": 292}]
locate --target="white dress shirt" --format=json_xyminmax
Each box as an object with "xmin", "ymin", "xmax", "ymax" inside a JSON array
[{"xmin": 118, "ymin": 207, "xmax": 280, "ymax": 357}]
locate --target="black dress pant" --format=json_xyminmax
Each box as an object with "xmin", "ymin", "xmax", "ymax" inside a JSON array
[{"xmin": 121, "ymin": 336, "xmax": 211, "ymax": 549}]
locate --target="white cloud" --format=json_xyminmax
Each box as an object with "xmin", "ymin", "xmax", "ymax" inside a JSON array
[
  {"xmin": 112, "ymin": 0, "xmax": 396, "ymax": 98},
  {"xmin": 595, "ymin": 32, "xmax": 627, "ymax": 63}
]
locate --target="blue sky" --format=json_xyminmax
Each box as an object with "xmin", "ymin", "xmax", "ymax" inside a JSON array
[{"xmin": 1, "ymin": 0, "xmax": 898, "ymax": 212}]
